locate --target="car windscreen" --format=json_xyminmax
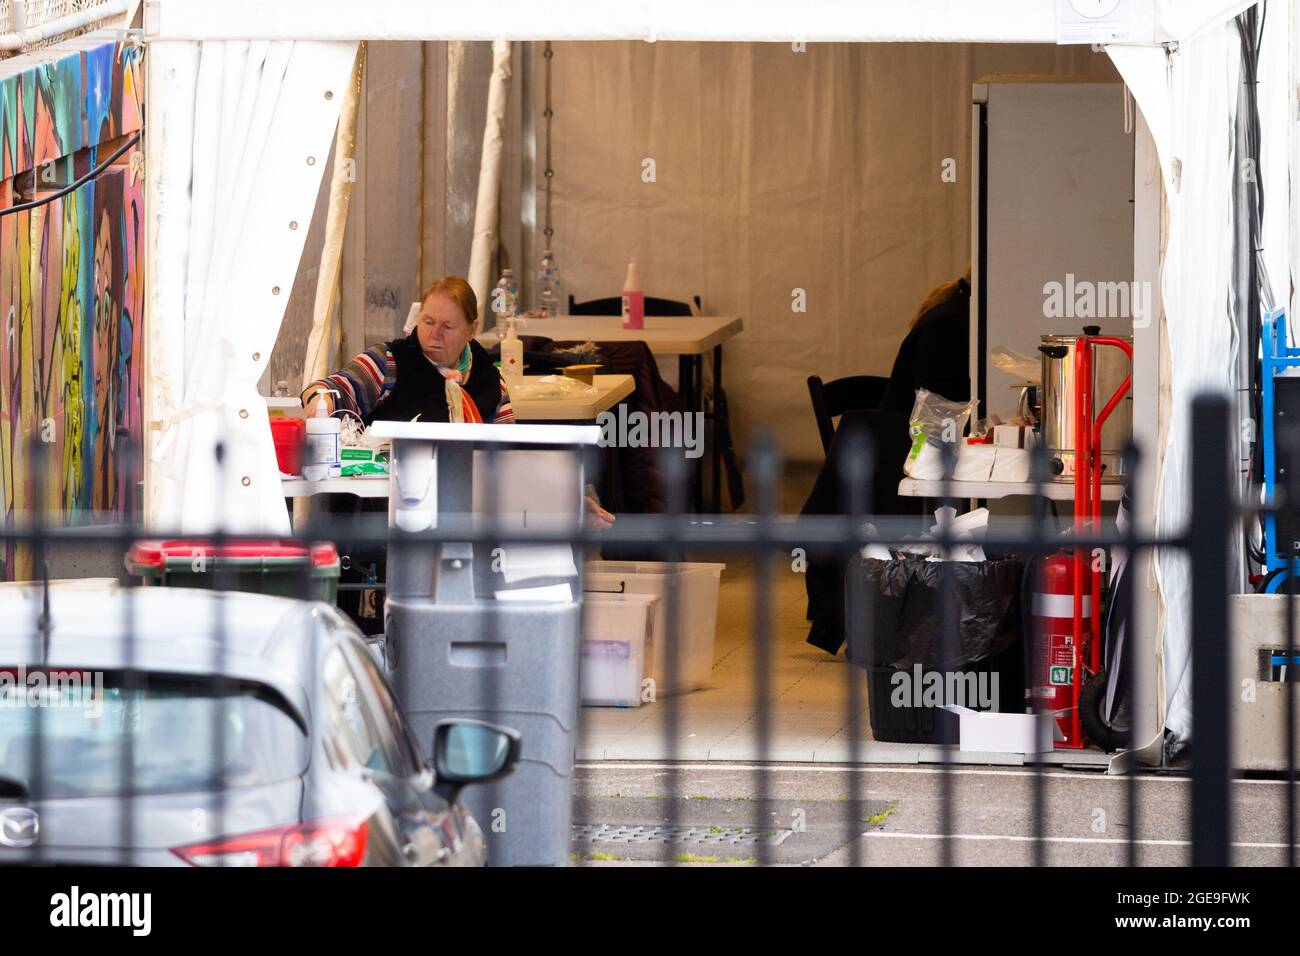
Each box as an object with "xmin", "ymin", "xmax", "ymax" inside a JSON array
[{"xmin": 0, "ymin": 670, "xmax": 308, "ymax": 798}]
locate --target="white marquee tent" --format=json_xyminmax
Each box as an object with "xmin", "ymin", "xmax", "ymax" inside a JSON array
[{"xmin": 141, "ymin": 0, "xmax": 1300, "ymax": 753}]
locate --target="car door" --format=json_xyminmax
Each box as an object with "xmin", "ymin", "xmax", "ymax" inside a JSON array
[
  {"xmin": 339, "ymin": 636, "xmax": 471, "ymax": 864},
  {"xmin": 320, "ymin": 644, "xmax": 448, "ymax": 866}
]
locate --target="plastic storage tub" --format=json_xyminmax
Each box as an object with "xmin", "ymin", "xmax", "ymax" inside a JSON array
[
  {"xmin": 581, "ymin": 593, "xmax": 658, "ymax": 707},
  {"xmin": 583, "ymin": 561, "xmax": 725, "ymax": 695},
  {"xmin": 125, "ymin": 539, "xmax": 340, "ymax": 603}
]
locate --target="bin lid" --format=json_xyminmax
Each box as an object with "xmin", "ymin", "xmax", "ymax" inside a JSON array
[{"xmin": 127, "ymin": 539, "xmax": 339, "ymax": 569}]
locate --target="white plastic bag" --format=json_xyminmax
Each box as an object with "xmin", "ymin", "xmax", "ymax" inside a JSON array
[{"xmin": 904, "ymin": 389, "xmax": 977, "ymax": 479}]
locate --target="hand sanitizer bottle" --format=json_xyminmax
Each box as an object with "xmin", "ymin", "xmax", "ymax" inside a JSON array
[{"xmin": 500, "ymin": 314, "xmax": 524, "ymax": 382}]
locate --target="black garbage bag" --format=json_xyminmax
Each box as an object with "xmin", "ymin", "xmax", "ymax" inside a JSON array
[{"xmin": 847, "ymin": 553, "xmax": 1023, "ymax": 671}]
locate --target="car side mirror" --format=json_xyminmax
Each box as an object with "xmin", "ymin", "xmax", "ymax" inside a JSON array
[{"xmin": 431, "ymin": 719, "xmax": 521, "ymax": 801}]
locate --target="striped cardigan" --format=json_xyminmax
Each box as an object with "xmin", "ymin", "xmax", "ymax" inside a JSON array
[{"xmin": 306, "ymin": 342, "xmax": 514, "ymax": 424}]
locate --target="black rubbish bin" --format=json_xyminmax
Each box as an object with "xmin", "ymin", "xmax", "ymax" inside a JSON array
[{"xmin": 847, "ymin": 552, "xmax": 1024, "ymax": 744}]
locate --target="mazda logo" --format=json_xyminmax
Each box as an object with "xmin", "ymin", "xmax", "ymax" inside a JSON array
[{"xmin": 0, "ymin": 807, "xmax": 38, "ymax": 848}]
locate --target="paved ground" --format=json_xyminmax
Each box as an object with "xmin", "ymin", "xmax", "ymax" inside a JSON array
[{"xmin": 571, "ymin": 760, "xmax": 1300, "ymax": 866}]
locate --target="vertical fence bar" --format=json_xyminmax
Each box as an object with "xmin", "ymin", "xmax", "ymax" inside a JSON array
[
  {"xmin": 1189, "ymin": 393, "xmax": 1232, "ymax": 866},
  {"xmin": 28, "ymin": 438, "xmax": 48, "ymax": 865},
  {"xmin": 937, "ymin": 439, "xmax": 958, "ymax": 867},
  {"xmin": 1122, "ymin": 443, "xmax": 1142, "ymax": 868},
  {"xmin": 119, "ymin": 436, "xmax": 141, "ymax": 864},
  {"xmin": 211, "ymin": 440, "xmax": 231, "ymax": 866},
  {"xmin": 1028, "ymin": 442, "xmax": 1050, "ymax": 869},
  {"xmin": 1282, "ymin": 421, "xmax": 1297, "ymax": 867},
  {"xmin": 838, "ymin": 422, "xmax": 871, "ymax": 868},
  {"xmin": 751, "ymin": 436, "xmax": 779, "ymax": 866},
  {"xmin": 659, "ymin": 447, "xmax": 687, "ymax": 865},
  {"xmin": 481, "ymin": 439, "xmax": 503, "ymax": 866}
]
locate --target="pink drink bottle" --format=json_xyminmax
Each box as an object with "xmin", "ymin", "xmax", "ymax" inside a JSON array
[{"xmin": 621, "ymin": 259, "xmax": 644, "ymax": 330}]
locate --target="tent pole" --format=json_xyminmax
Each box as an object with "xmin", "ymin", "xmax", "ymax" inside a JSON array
[{"xmin": 467, "ymin": 39, "xmax": 512, "ymax": 328}]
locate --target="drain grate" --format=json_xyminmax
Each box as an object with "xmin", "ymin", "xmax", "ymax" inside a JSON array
[{"xmin": 572, "ymin": 824, "xmax": 792, "ymax": 847}]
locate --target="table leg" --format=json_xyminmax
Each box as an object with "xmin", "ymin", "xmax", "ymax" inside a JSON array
[
  {"xmin": 712, "ymin": 344, "xmax": 723, "ymax": 513},
  {"xmin": 678, "ymin": 355, "xmax": 702, "ymax": 512},
  {"xmin": 292, "ymin": 495, "xmax": 311, "ymax": 533},
  {"xmin": 693, "ymin": 354, "xmax": 705, "ymax": 512}
]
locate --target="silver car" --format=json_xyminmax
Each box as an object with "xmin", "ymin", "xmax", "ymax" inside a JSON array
[{"xmin": 0, "ymin": 584, "xmax": 518, "ymax": 866}]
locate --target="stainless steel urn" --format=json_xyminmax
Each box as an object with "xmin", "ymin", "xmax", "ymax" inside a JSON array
[{"xmin": 1037, "ymin": 328, "xmax": 1133, "ymax": 482}]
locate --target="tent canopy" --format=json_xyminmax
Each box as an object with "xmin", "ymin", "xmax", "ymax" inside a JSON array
[{"xmin": 147, "ymin": 0, "xmax": 1254, "ymax": 46}]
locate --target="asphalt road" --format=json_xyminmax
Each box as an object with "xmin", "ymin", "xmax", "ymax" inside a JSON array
[{"xmin": 572, "ymin": 761, "xmax": 1300, "ymax": 866}]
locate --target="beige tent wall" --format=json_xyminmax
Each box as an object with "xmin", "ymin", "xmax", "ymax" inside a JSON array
[{"xmin": 542, "ymin": 41, "xmax": 1118, "ymax": 463}]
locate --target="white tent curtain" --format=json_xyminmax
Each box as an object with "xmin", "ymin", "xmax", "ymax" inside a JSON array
[
  {"xmin": 146, "ymin": 39, "xmax": 358, "ymax": 533},
  {"xmin": 1107, "ymin": 5, "xmax": 1297, "ymax": 743}
]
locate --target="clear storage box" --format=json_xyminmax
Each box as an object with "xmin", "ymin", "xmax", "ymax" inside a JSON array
[
  {"xmin": 581, "ymin": 593, "xmax": 658, "ymax": 707},
  {"xmin": 583, "ymin": 561, "xmax": 725, "ymax": 696}
]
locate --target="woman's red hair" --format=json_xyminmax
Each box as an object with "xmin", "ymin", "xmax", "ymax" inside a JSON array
[{"xmin": 421, "ymin": 276, "xmax": 478, "ymax": 326}]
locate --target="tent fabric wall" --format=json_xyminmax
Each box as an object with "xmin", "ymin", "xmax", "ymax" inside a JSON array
[
  {"xmin": 146, "ymin": 39, "xmax": 356, "ymax": 532},
  {"xmin": 544, "ymin": 41, "xmax": 1114, "ymax": 462}
]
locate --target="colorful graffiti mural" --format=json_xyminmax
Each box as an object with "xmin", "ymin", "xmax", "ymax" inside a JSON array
[{"xmin": 0, "ymin": 39, "xmax": 143, "ymax": 577}]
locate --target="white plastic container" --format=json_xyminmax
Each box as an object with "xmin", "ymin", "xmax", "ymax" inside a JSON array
[
  {"xmin": 583, "ymin": 560, "xmax": 725, "ymax": 695},
  {"xmin": 580, "ymin": 593, "xmax": 658, "ymax": 707},
  {"xmin": 303, "ymin": 390, "xmax": 341, "ymax": 481}
]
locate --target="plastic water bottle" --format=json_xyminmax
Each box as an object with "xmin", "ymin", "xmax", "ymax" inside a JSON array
[
  {"xmin": 538, "ymin": 250, "xmax": 560, "ymax": 317},
  {"xmin": 494, "ymin": 269, "xmax": 519, "ymax": 318}
]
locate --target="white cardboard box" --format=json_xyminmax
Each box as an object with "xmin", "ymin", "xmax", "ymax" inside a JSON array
[{"xmin": 943, "ymin": 706, "xmax": 1060, "ymax": 754}]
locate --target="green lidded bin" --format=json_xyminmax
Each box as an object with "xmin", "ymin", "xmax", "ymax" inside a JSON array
[{"xmin": 125, "ymin": 539, "xmax": 340, "ymax": 604}]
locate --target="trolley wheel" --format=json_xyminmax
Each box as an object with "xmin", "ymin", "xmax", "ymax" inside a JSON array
[
  {"xmin": 1256, "ymin": 568, "xmax": 1300, "ymax": 594},
  {"xmin": 1079, "ymin": 668, "xmax": 1130, "ymax": 752}
]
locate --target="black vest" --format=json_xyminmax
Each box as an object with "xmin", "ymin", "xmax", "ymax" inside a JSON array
[{"xmin": 364, "ymin": 332, "xmax": 502, "ymax": 426}]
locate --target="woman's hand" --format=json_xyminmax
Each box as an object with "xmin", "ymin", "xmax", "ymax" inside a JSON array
[{"xmin": 583, "ymin": 495, "xmax": 615, "ymax": 531}]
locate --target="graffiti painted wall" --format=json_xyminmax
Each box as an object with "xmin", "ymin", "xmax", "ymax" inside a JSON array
[{"xmin": 0, "ymin": 37, "xmax": 143, "ymax": 577}]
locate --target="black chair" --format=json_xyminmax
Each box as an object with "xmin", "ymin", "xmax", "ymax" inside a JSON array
[
  {"xmin": 806, "ymin": 374, "xmax": 889, "ymax": 456},
  {"xmin": 567, "ymin": 294, "xmax": 701, "ymax": 316}
]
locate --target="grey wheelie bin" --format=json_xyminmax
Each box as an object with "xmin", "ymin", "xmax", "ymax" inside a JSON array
[{"xmin": 369, "ymin": 421, "xmax": 599, "ymax": 867}]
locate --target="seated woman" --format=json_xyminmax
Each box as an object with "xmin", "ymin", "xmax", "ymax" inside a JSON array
[
  {"xmin": 304, "ymin": 275, "xmax": 613, "ymax": 526},
  {"xmin": 802, "ymin": 266, "xmax": 970, "ymax": 655},
  {"xmin": 304, "ymin": 275, "xmax": 513, "ymax": 427},
  {"xmin": 306, "ymin": 276, "xmax": 611, "ymax": 633}
]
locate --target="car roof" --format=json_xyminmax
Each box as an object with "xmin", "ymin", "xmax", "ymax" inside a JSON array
[{"xmin": 0, "ymin": 584, "xmax": 341, "ymax": 718}]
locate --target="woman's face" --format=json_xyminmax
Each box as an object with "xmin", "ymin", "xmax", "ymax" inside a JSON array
[{"xmin": 416, "ymin": 293, "xmax": 477, "ymax": 366}]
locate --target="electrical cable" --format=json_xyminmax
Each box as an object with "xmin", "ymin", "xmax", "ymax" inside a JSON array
[{"xmin": 0, "ymin": 131, "xmax": 140, "ymax": 219}]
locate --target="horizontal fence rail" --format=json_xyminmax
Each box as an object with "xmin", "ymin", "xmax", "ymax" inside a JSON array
[{"xmin": 0, "ymin": 392, "xmax": 1294, "ymax": 868}]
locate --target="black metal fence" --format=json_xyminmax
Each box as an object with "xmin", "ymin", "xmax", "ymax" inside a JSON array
[{"xmin": 0, "ymin": 392, "xmax": 1295, "ymax": 868}]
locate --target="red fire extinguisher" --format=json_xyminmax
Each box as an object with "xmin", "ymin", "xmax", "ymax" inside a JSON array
[{"xmin": 1033, "ymin": 553, "xmax": 1091, "ymax": 748}]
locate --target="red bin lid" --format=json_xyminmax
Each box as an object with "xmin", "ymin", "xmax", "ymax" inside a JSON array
[{"xmin": 127, "ymin": 539, "xmax": 339, "ymax": 568}]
